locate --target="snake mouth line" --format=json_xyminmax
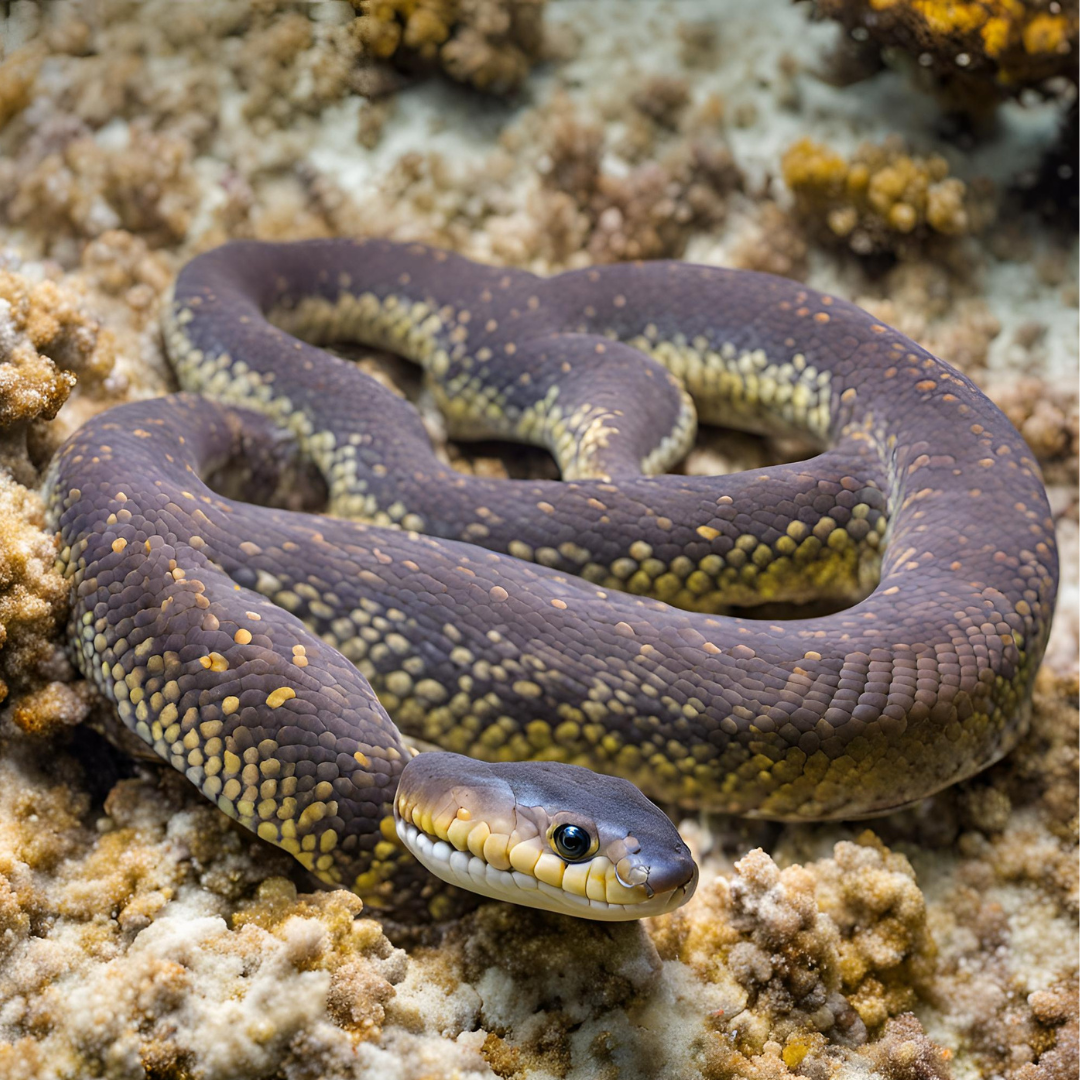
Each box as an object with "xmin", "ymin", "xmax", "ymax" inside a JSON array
[{"xmin": 396, "ymin": 819, "xmax": 698, "ymax": 921}]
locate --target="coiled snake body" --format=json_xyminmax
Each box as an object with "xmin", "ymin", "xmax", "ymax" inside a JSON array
[{"xmin": 47, "ymin": 240, "xmax": 1058, "ymax": 919}]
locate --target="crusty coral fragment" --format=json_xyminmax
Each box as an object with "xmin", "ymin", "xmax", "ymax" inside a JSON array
[
  {"xmin": 0, "ymin": 475, "xmax": 66, "ymax": 709},
  {"xmin": 0, "ymin": 758, "xmax": 414, "ymax": 1080},
  {"xmin": 353, "ymin": 0, "xmax": 547, "ymax": 93},
  {"xmin": 811, "ymin": 832, "xmax": 935, "ymax": 1029},
  {"xmin": 10, "ymin": 680, "xmax": 91, "ymax": 737},
  {"xmin": 730, "ymin": 201, "xmax": 810, "ymax": 280},
  {"xmin": 0, "ymin": 264, "xmax": 114, "ymax": 715},
  {"xmin": 864, "ymin": 1012, "xmax": 953, "ymax": 1080},
  {"xmin": 2, "ymin": 124, "xmax": 199, "ymax": 245},
  {"xmin": 652, "ymin": 835, "xmax": 935, "ymax": 1063},
  {"xmin": 540, "ymin": 98, "xmax": 741, "ymax": 263},
  {"xmin": 232, "ymin": 877, "xmax": 406, "ymax": 1039},
  {"xmin": 1019, "ymin": 979, "xmax": 1079, "ymax": 1080},
  {"xmin": 354, "ymin": 0, "xmax": 454, "ymax": 60},
  {"xmin": 236, "ymin": 10, "xmax": 363, "ymax": 125},
  {"xmin": 0, "ymin": 44, "xmax": 45, "ymax": 131},
  {"xmin": 79, "ymin": 229, "xmax": 173, "ymax": 319},
  {"xmin": 993, "ymin": 375, "xmax": 1078, "ymax": 487},
  {"xmin": 0, "ymin": 271, "xmax": 115, "ymax": 401}
]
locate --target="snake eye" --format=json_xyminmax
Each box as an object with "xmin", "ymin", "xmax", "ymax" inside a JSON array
[{"xmin": 551, "ymin": 823, "xmax": 592, "ymax": 861}]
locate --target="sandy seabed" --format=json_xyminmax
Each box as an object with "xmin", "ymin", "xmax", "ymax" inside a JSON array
[{"xmin": 0, "ymin": 2, "xmax": 1076, "ymax": 1079}]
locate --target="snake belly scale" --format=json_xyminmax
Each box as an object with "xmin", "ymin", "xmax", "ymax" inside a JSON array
[{"xmin": 47, "ymin": 239, "xmax": 1058, "ymax": 918}]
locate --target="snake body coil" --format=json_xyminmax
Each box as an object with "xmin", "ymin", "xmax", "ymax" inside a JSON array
[{"xmin": 48, "ymin": 240, "xmax": 1058, "ymax": 918}]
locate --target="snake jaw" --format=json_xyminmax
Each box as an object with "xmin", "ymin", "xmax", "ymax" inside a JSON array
[{"xmin": 395, "ymin": 816, "xmax": 697, "ymax": 920}]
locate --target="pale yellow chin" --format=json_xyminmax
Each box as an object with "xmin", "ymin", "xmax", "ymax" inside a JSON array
[{"xmin": 396, "ymin": 819, "xmax": 698, "ymax": 921}]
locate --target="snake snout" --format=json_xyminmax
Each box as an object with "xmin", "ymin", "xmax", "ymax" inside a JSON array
[{"xmin": 616, "ymin": 845, "xmax": 698, "ymax": 903}]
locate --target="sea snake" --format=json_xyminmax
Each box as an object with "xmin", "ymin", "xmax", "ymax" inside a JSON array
[{"xmin": 46, "ymin": 239, "xmax": 1058, "ymax": 920}]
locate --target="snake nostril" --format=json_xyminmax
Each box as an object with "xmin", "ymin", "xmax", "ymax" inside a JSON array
[{"xmin": 615, "ymin": 856, "xmax": 652, "ymax": 894}]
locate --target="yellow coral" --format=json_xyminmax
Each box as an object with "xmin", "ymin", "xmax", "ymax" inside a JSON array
[
  {"xmin": 1024, "ymin": 12, "xmax": 1071, "ymax": 54},
  {"xmin": 815, "ymin": 0, "xmax": 1078, "ymax": 96},
  {"xmin": 783, "ymin": 136, "xmax": 991, "ymax": 256}
]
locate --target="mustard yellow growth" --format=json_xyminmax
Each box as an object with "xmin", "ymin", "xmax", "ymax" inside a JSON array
[
  {"xmin": 820, "ymin": 0, "xmax": 1077, "ymax": 93},
  {"xmin": 782, "ymin": 136, "xmax": 993, "ymax": 256}
]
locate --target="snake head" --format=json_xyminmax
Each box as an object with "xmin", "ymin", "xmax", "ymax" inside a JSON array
[{"xmin": 393, "ymin": 753, "xmax": 698, "ymax": 920}]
